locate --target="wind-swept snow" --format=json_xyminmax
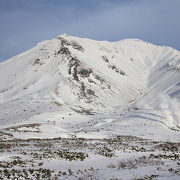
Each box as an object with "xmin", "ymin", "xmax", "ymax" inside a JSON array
[
  {"xmin": 0, "ymin": 34, "xmax": 180, "ymax": 140},
  {"xmin": 0, "ymin": 34, "xmax": 180, "ymax": 180}
]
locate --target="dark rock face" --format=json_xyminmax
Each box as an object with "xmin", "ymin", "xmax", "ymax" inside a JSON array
[
  {"xmin": 86, "ymin": 89, "xmax": 95, "ymax": 96},
  {"xmin": 33, "ymin": 58, "xmax": 42, "ymax": 66},
  {"xmin": 59, "ymin": 37, "xmax": 71, "ymax": 46},
  {"xmin": 78, "ymin": 69, "xmax": 92, "ymax": 78},
  {"xmin": 70, "ymin": 41, "xmax": 84, "ymax": 52},
  {"xmin": 59, "ymin": 37, "xmax": 84, "ymax": 53},
  {"xmin": 168, "ymin": 63, "xmax": 180, "ymax": 72},
  {"xmin": 57, "ymin": 47, "xmax": 71, "ymax": 55},
  {"xmin": 101, "ymin": 55, "xmax": 125, "ymax": 76},
  {"xmin": 120, "ymin": 70, "xmax": 125, "ymax": 76},
  {"xmin": 94, "ymin": 74, "xmax": 105, "ymax": 84},
  {"xmin": 108, "ymin": 64, "xmax": 125, "ymax": 76},
  {"xmin": 80, "ymin": 82, "xmax": 86, "ymax": 97},
  {"xmin": 68, "ymin": 56, "xmax": 92, "ymax": 81},
  {"xmin": 79, "ymin": 82, "xmax": 96, "ymax": 102},
  {"xmin": 65, "ymin": 56, "xmax": 98, "ymax": 102},
  {"xmin": 102, "ymin": 56, "xmax": 109, "ymax": 63},
  {"xmin": 88, "ymin": 78, "xmax": 96, "ymax": 84},
  {"xmin": 56, "ymin": 37, "xmax": 114, "ymax": 109},
  {"xmin": 57, "ymin": 37, "xmax": 87, "ymax": 82},
  {"xmin": 68, "ymin": 57, "xmax": 80, "ymax": 81}
]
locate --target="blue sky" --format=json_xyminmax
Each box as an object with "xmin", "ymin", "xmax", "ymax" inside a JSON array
[{"xmin": 0, "ymin": 0, "xmax": 180, "ymax": 62}]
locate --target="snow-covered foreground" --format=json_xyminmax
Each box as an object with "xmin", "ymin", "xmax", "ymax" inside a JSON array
[
  {"xmin": 0, "ymin": 108, "xmax": 179, "ymax": 142},
  {"xmin": 0, "ymin": 34, "xmax": 180, "ymax": 179},
  {"xmin": 0, "ymin": 137, "xmax": 179, "ymax": 179}
]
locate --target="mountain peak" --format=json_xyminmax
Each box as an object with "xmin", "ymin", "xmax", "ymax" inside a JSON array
[{"xmin": 0, "ymin": 35, "xmax": 180, "ymax": 142}]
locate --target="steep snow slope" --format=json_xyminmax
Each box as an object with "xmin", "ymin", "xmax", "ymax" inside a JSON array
[
  {"xmin": 0, "ymin": 34, "xmax": 180, "ymax": 141},
  {"xmin": 135, "ymin": 46, "xmax": 180, "ymax": 128}
]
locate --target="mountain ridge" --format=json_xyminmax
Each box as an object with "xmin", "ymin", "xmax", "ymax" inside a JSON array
[{"xmin": 0, "ymin": 34, "xmax": 180, "ymax": 141}]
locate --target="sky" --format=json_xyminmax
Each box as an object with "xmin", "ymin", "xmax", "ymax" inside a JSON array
[{"xmin": 0, "ymin": 0, "xmax": 180, "ymax": 62}]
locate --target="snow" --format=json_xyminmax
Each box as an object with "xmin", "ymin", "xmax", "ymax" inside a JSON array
[
  {"xmin": 0, "ymin": 34, "xmax": 180, "ymax": 179},
  {"xmin": 0, "ymin": 34, "xmax": 180, "ymax": 140}
]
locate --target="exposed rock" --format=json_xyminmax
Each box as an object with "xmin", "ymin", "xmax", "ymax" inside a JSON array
[
  {"xmin": 86, "ymin": 89, "xmax": 95, "ymax": 96},
  {"xmin": 108, "ymin": 64, "xmax": 125, "ymax": 76},
  {"xmin": 168, "ymin": 61, "xmax": 180, "ymax": 72},
  {"xmin": 94, "ymin": 74, "xmax": 105, "ymax": 84},
  {"xmin": 33, "ymin": 58, "xmax": 42, "ymax": 66},
  {"xmin": 57, "ymin": 47, "xmax": 71, "ymax": 55},
  {"xmin": 71, "ymin": 40, "xmax": 84, "ymax": 52},
  {"xmin": 59, "ymin": 37, "xmax": 84, "ymax": 52},
  {"xmin": 68, "ymin": 57, "xmax": 80, "ymax": 81},
  {"xmin": 59, "ymin": 37, "xmax": 71, "ymax": 46},
  {"xmin": 88, "ymin": 78, "xmax": 96, "ymax": 84},
  {"xmin": 102, "ymin": 56, "xmax": 109, "ymax": 63},
  {"xmin": 73, "ymin": 64, "xmax": 79, "ymax": 81},
  {"xmin": 78, "ymin": 68, "xmax": 92, "ymax": 78},
  {"xmin": 80, "ymin": 82, "xmax": 86, "ymax": 98},
  {"xmin": 68, "ymin": 56, "xmax": 92, "ymax": 81}
]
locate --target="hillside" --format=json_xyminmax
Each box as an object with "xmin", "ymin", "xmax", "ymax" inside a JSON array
[
  {"xmin": 0, "ymin": 34, "xmax": 180, "ymax": 138},
  {"xmin": 0, "ymin": 34, "xmax": 180, "ymax": 179}
]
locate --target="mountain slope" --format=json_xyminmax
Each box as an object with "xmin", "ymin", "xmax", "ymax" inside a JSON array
[{"xmin": 0, "ymin": 34, "xmax": 180, "ymax": 141}]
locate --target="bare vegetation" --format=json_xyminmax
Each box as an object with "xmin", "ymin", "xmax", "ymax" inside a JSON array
[{"xmin": 0, "ymin": 136, "xmax": 179, "ymax": 179}]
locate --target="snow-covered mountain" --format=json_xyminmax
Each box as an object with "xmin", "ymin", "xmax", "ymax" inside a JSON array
[{"xmin": 0, "ymin": 34, "xmax": 180, "ymax": 141}]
